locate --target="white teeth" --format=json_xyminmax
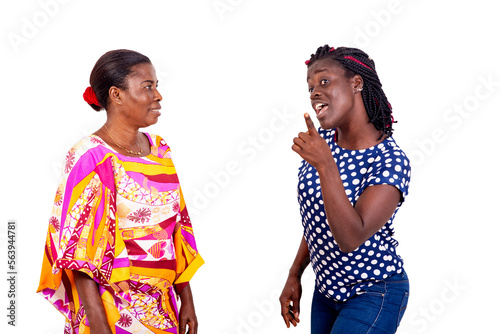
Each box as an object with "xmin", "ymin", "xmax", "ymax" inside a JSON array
[{"xmin": 315, "ymin": 103, "xmax": 325, "ymax": 111}]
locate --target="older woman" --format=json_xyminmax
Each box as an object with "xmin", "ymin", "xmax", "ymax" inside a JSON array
[
  {"xmin": 38, "ymin": 49, "xmax": 203, "ymax": 334},
  {"xmin": 280, "ymin": 45, "xmax": 411, "ymax": 334}
]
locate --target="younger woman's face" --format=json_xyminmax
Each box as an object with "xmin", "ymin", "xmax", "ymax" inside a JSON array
[{"xmin": 306, "ymin": 58, "xmax": 358, "ymax": 130}]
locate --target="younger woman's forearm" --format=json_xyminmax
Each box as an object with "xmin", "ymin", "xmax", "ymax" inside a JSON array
[{"xmin": 288, "ymin": 237, "xmax": 310, "ymax": 278}]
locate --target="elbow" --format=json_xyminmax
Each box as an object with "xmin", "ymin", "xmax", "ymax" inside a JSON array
[
  {"xmin": 339, "ymin": 246, "xmax": 357, "ymax": 254},
  {"xmin": 337, "ymin": 241, "xmax": 362, "ymax": 254}
]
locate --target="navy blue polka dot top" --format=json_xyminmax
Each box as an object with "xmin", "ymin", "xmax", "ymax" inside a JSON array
[{"xmin": 298, "ymin": 128, "xmax": 411, "ymax": 301}]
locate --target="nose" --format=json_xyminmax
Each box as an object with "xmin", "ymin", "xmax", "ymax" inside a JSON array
[
  {"xmin": 310, "ymin": 86, "xmax": 322, "ymax": 100},
  {"xmin": 154, "ymin": 86, "xmax": 163, "ymax": 101}
]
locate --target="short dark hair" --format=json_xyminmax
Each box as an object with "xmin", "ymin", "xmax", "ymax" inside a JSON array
[
  {"xmin": 306, "ymin": 45, "xmax": 395, "ymax": 138},
  {"xmin": 88, "ymin": 49, "xmax": 151, "ymax": 111}
]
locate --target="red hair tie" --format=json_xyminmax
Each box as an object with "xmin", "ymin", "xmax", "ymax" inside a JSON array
[
  {"xmin": 386, "ymin": 115, "xmax": 395, "ymax": 128},
  {"xmin": 83, "ymin": 86, "xmax": 100, "ymax": 106},
  {"xmin": 343, "ymin": 56, "xmax": 373, "ymax": 70},
  {"xmin": 305, "ymin": 47, "xmax": 336, "ymax": 65}
]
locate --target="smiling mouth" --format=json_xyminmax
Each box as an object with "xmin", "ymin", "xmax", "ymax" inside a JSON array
[
  {"xmin": 150, "ymin": 108, "xmax": 161, "ymax": 116},
  {"xmin": 314, "ymin": 102, "xmax": 328, "ymax": 115}
]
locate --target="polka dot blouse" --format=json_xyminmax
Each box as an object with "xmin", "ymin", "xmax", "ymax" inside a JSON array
[{"xmin": 298, "ymin": 128, "xmax": 411, "ymax": 302}]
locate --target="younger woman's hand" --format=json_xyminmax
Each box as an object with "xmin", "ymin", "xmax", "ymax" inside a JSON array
[
  {"xmin": 279, "ymin": 275, "xmax": 302, "ymax": 328},
  {"xmin": 292, "ymin": 113, "xmax": 333, "ymax": 170}
]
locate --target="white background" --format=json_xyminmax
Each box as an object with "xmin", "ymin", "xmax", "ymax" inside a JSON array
[{"xmin": 1, "ymin": 0, "xmax": 499, "ymax": 333}]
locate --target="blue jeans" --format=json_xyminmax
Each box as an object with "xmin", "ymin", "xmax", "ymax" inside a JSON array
[{"xmin": 311, "ymin": 271, "xmax": 409, "ymax": 334}]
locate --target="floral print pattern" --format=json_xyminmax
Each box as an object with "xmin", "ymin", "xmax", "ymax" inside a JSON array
[
  {"xmin": 38, "ymin": 133, "xmax": 204, "ymax": 334},
  {"xmin": 127, "ymin": 208, "xmax": 152, "ymax": 224}
]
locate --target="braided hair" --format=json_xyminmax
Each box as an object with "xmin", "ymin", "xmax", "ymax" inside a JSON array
[{"xmin": 306, "ymin": 45, "xmax": 395, "ymax": 138}]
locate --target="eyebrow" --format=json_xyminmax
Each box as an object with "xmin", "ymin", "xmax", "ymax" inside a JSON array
[
  {"xmin": 307, "ymin": 68, "xmax": 328, "ymax": 80},
  {"xmin": 140, "ymin": 80, "xmax": 156, "ymax": 85}
]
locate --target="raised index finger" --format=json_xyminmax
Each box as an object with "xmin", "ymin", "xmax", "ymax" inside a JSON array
[{"xmin": 304, "ymin": 113, "xmax": 318, "ymax": 134}]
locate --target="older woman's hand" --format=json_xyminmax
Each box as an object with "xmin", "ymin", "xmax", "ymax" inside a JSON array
[{"xmin": 179, "ymin": 283, "xmax": 198, "ymax": 334}]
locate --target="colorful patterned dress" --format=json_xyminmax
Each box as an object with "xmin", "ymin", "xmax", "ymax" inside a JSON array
[{"xmin": 37, "ymin": 133, "xmax": 204, "ymax": 334}]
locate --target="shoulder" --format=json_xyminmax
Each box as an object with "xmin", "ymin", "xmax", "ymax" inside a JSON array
[
  {"xmin": 62, "ymin": 135, "xmax": 113, "ymax": 175},
  {"xmin": 143, "ymin": 133, "xmax": 172, "ymax": 159},
  {"xmin": 144, "ymin": 133, "xmax": 169, "ymax": 148},
  {"xmin": 368, "ymin": 136, "xmax": 411, "ymax": 196},
  {"xmin": 378, "ymin": 137, "xmax": 411, "ymax": 169}
]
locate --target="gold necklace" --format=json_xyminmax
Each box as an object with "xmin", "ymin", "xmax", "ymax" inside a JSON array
[{"xmin": 104, "ymin": 124, "xmax": 143, "ymax": 156}]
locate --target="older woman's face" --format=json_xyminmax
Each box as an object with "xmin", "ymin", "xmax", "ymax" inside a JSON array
[
  {"xmin": 118, "ymin": 63, "xmax": 162, "ymax": 128},
  {"xmin": 307, "ymin": 59, "xmax": 357, "ymax": 130}
]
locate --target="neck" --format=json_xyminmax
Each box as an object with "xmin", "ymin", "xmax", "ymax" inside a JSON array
[
  {"xmin": 335, "ymin": 97, "xmax": 385, "ymax": 149},
  {"xmin": 335, "ymin": 107, "xmax": 385, "ymax": 150},
  {"xmin": 104, "ymin": 121, "xmax": 140, "ymax": 146},
  {"xmin": 336, "ymin": 125, "xmax": 384, "ymax": 150},
  {"xmin": 97, "ymin": 117, "xmax": 145, "ymax": 156}
]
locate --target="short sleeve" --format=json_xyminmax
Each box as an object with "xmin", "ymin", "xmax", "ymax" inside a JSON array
[{"xmin": 365, "ymin": 142, "xmax": 411, "ymax": 202}]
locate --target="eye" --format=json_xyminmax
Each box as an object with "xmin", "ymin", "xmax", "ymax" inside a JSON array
[
  {"xmin": 147, "ymin": 83, "xmax": 160, "ymax": 90},
  {"xmin": 320, "ymin": 79, "xmax": 329, "ymax": 85},
  {"xmin": 308, "ymin": 87, "xmax": 313, "ymax": 93}
]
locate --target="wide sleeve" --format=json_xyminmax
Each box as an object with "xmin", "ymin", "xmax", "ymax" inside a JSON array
[
  {"xmin": 150, "ymin": 136, "xmax": 204, "ymax": 295},
  {"xmin": 173, "ymin": 186, "xmax": 204, "ymax": 293},
  {"xmin": 37, "ymin": 140, "xmax": 131, "ymax": 332},
  {"xmin": 148, "ymin": 134, "xmax": 204, "ymax": 294}
]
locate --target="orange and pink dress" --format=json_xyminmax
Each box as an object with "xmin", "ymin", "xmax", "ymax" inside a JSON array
[{"xmin": 37, "ymin": 133, "xmax": 204, "ymax": 333}]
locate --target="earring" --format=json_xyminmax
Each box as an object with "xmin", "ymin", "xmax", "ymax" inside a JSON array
[{"xmin": 356, "ymin": 87, "xmax": 363, "ymax": 93}]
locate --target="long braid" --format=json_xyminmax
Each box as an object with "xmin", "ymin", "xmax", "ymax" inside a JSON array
[{"xmin": 306, "ymin": 45, "xmax": 395, "ymax": 138}]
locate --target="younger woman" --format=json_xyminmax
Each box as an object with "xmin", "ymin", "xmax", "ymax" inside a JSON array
[{"xmin": 280, "ymin": 45, "xmax": 411, "ymax": 334}]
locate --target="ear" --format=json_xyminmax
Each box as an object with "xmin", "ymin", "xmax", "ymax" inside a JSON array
[
  {"xmin": 352, "ymin": 74, "xmax": 364, "ymax": 93},
  {"xmin": 108, "ymin": 86, "xmax": 123, "ymax": 106}
]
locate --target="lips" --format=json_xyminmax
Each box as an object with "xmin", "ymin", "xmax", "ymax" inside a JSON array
[
  {"xmin": 313, "ymin": 101, "xmax": 329, "ymax": 117},
  {"xmin": 150, "ymin": 107, "xmax": 161, "ymax": 117}
]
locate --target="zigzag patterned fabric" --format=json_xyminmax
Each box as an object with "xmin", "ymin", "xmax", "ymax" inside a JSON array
[{"xmin": 37, "ymin": 133, "xmax": 204, "ymax": 333}]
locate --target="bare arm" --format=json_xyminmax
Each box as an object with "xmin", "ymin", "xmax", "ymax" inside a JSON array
[
  {"xmin": 292, "ymin": 114, "xmax": 401, "ymax": 253},
  {"xmin": 178, "ymin": 283, "xmax": 198, "ymax": 334},
  {"xmin": 73, "ymin": 271, "xmax": 112, "ymax": 334},
  {"xmin": 287, "ymin": 236, "xmax": 310, "ymax": 279},
  {"xmin": 315, "ymin": 168, "xmax": 400, "ymax": 252},
  {"xmin": 279, "ymin": 236, "xmax": 310, "ymax": 328}
]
